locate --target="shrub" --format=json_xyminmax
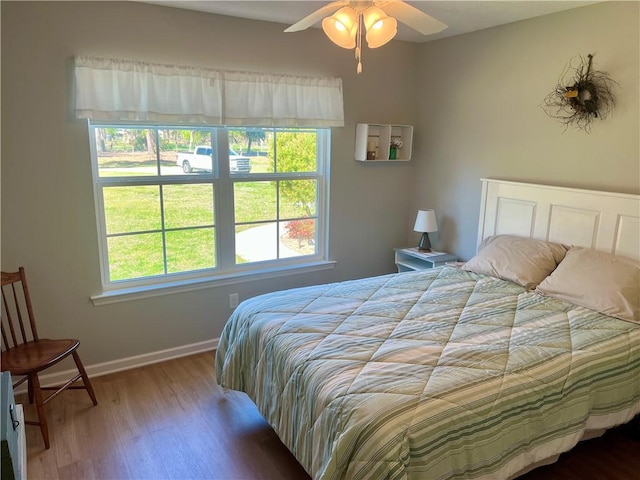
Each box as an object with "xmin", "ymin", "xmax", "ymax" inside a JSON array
[{"xmin": 285, "ymin": 219, "xmax": 315, "ymax": 248}]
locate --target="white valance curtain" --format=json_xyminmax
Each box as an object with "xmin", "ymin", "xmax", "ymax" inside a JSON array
[{"xmin": 74, "ymin": 56, "xmax": 344, "ymax": 127}]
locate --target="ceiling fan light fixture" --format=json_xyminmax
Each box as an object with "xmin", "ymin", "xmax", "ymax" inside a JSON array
[
  {"xmin": 285, "ymin": 0, "xmax": 448, "ymax": 74},
  {"xmin": 322, "ymin": 6, "xmax": 357, "ymax": 49},
  {"xmin": 363, "ymin": 6, "xmax": 397, "ymax": 48}
]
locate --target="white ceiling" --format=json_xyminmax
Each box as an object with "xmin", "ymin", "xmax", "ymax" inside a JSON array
[{"xmin": 141, "ymin": 1, "xmax": 600, "ymax": 43}]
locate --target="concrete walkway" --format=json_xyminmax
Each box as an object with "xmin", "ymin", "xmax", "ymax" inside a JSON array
[{"xmin": 236, "ymin": 222, "xmax": 300, "ymax": 262}]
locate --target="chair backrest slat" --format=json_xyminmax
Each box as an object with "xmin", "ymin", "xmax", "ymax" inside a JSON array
[
  {"xmin": 0, "ymin": 324, "xmax": 8, "ymax": 349},
  {"xmin": 11, "ymin": 283, "xmax": 29, "ymax": 343},
  {"xmin": 1, "ymin": 267, "xmax": 38, "ymax": 351},
  {"xmin": 1, "ymin": 301, "xmax": 14, "ymax": 347},
  {"xmin": 1, "ymin": 285, "xmax": 19, "ymax": 348},
  {"xmin": 18, "ymin": 268, "xmax": 38, "ymax": 340}
]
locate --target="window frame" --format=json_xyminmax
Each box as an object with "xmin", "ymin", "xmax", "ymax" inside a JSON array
[{"xmin": 88, "ymin": 122, "xmax": 333, "ymax": 304}]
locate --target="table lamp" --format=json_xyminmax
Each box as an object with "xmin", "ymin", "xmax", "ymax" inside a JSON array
[{"xmin": 414, "ymin": 209, "xmax": 438, "ymax": 252}]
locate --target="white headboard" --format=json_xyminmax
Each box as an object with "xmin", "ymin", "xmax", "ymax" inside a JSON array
[{"xmin": 478, "ymin": 178, "xmax": 640, "ymax": 261}]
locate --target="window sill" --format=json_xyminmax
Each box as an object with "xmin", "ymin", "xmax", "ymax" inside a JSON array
[{"xmin": 91, "ymin": 260, "xmax": 337, "ymax": 306}]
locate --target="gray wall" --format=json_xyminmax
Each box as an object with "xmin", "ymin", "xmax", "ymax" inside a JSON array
[
  {"xmin": 1, "ymin": 1, "xmax": 417, "ymax": 368},
  {"xmin": 1, "ymin": 1, "xmax": 638, "ymax": 371},
  {"xmin": 412, "ymin": 1, "xmax": 640, "ymax": 261}
]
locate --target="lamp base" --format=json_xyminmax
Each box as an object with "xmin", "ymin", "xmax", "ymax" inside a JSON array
[{"xmin": 418, "ymin": 232, "xmax": 432, "ymax": 252}]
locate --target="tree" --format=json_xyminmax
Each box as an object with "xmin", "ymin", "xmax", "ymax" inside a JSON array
[
  {"xmin": 96, "ymin": 128, "xmax": 106, "ymax": 153},
  {"xmin": 270, "ymin": 131, "xmax": 317, "ymax": 216},
  {"xmin": 228, "ymin": 129, "xmax": 248, "ymax": 153},
  {"xmin": 285, "ymin": 219, "xmax": 315, "ymax": 247},
  {"xmin": 131, "ymin": 129, "xmax": 153, "ymax": 152},
  {"xmin": 245, "ymin": 129, "xmax": 265, "ymax": 154},
  {"xmin": 145, "ymin": 129, "xmax": 156, "ymax": 154}
]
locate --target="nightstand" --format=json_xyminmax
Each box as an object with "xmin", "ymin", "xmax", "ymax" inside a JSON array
[{"xmin": 394, "ymin": 248, "xmax": 458, "ymax": 272}]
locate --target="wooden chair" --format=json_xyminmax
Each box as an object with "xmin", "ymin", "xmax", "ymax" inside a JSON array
[{"xmin": 1, "ymin": 267, "xmax": 97, "ymax": 449}]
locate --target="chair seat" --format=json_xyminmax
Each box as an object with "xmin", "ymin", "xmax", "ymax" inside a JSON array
[{"xmin": 1, "ymin": 339, "xmax": 80, "ymax": 375}]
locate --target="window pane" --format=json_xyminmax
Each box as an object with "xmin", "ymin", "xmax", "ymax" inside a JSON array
[
  {"xmin": 95, "ymin": 127, "xmax": 158, "ymax": 177},
  {"xmin": 234, "ymin": 181, "xmax": 277, "ymax": 223},
  {"xmin": 103, "ymin": 186, "xmax": 160, "ymax": 234},
  {"xmin": 274, "ymin": 130, "xmax": 317, "ymax": 173},
  {"xmin": 228, "ymin": 128, "xmax": 268, "ymax": 174},
  {"xmin": 281, "ymin": 219, "xmax": 317, "ymax": 257},
  {"xmin": 163, "ymin": 130, "xmax": 215, "ymax": 176},
  {"xmin": 163, "ymin": 184, "xmax": 214, "ymax": 229},
  {"xmin": 108, "ymin": 233, "xmax": 164, "ymax": 281},
  {"xmin": 235, "ymin": 222, "xmax": 279, "ymax": 264},
  {"xmin": 166, "ymin": 229, "xmax": 215, "ymax": 273},
  {"xmin": 279, "ymin": 179, "xmax": 317, "ymax": 219}
]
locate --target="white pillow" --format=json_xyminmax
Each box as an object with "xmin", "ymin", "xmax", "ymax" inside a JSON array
[
  {"xmin": 535, "ymin": 247, "xmax": 640, "ymax": 323},
  {"xmin": 462, "ymin": 234, "xmax": 568, "ymax": 290}
]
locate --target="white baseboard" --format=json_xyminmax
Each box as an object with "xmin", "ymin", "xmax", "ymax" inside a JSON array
[{"xmin": 15, "ymin": 338, "xmax": 218, "ymax": 393}]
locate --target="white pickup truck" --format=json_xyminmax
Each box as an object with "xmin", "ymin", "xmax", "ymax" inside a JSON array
[{"xmin": 177, "ymin": 146, "xmax": 251, "ymax": 173}]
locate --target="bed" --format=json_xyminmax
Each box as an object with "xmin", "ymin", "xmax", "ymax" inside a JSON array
[{"xmin": 215, "ymin": 178, "xmax": 640, "ymax": 479}]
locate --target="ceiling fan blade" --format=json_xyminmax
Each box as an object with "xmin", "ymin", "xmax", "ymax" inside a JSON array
[
  {"xmin": 381, "ymin": 1, "xmax": 447, "ymax": 35},
  {"xmin": 284, "ymin": 1, "xmax": 347, "ymax": 32}
]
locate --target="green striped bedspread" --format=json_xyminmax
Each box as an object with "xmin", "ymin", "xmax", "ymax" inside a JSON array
[{"xmin": 215, "ymin": 266, "xmax": 640, "ymax": 479}]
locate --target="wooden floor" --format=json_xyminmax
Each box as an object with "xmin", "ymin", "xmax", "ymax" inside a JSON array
[{"xmin": 22, "ymin": 351, "xmax": 639, "ymax": 480}]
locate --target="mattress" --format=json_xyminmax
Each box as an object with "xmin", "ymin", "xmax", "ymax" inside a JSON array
[{"xmin": 215, "ymin": 266, "xmax": 640, "ymax": 479}]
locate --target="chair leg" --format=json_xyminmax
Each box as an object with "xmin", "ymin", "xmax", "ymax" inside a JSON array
[
  {"xmin": 28, "ymin": 378, "xmax": 34, "ymax": 404},
  {"xmin": 30, "ymin": 374, "xmax": 50, "ymax": 449},
  {"xmin": 72, "ymin": 351, "xmax": 98, "ymax": 406}
]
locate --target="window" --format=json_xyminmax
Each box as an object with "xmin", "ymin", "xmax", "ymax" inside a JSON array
[{"xmin": 89, "ymin": 124, "xmax": 330, "ymax": 293}]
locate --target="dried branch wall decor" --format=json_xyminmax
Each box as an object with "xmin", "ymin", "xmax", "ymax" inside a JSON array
[{"xmin": 542, "ymin": 54, "xmax": 617, "ymax": 132}]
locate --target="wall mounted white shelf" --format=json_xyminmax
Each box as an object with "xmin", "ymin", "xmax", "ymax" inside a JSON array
[{"xmin": 355, "ymin": 123, "xmax": 413, "ymax": 162}]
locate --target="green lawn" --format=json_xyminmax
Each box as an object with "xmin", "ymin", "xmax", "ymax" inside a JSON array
[{"xmin": 100, "ymin": 153, "xmax": 315, "ymax": 282}]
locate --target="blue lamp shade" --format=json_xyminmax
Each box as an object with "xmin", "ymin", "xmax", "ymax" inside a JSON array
[{"xmin": 414, "ymin": 209, "xmax": 438, "ymax": 251}]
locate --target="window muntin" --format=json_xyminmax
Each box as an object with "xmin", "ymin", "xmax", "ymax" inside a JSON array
[{"xmin": 90, "ymin": 124, "xmax": 328, "ymax": 289}]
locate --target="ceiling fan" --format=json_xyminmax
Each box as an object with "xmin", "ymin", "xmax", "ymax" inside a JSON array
[{"xmin": 284, "ymin": 0, "xmax": 447, "ymax": 74}]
